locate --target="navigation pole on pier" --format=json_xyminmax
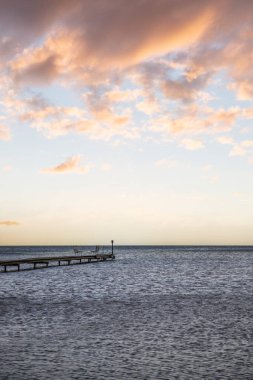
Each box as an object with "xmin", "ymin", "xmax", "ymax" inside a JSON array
[{"xmin": 111, "ymin": 240, "xmax": 114, "ymax": 256}]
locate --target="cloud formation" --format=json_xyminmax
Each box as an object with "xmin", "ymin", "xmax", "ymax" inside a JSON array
[
  {"xmin": 229, "ymin": 140, "xmax": 253, "ymax": 157},
  {"xmin": 42, "ymin": 155, "xmax": 91, "ymax": 174},
  {"xmin": 180, "ymin": 138, "xmax": 205, "ymax": 151},
  {"xmin": 7, "ymin": 0, "xmax": 215, "ymax": 80},
  {"xmin": 1, "ymin": 0, "xmax": 253, "ymax": 147},
  {"xmin": 0, "ymin": 124, "xmax": 11, "ymax": 140},
  {"xmin": 0, "ymin": 220, "xmax": 20, "ymax": 226},
  {"xmin": 5, "ymin": 0, "xmax": 252, "ymax": 89}
]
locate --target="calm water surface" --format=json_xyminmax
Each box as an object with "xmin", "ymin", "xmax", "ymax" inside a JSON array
[{"xmin": 0, "ymin": 246, "xmax": 252, "ymax": 379}]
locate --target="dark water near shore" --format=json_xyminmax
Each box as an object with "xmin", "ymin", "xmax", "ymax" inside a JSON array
[{"xmin": 0, "ymin": 246, "xmax": 252, "ymax": 380}]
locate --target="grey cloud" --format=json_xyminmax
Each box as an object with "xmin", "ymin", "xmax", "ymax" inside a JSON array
[{"xmin": 15, "ymin": 55, "xmax": 59, "ymax": 85}]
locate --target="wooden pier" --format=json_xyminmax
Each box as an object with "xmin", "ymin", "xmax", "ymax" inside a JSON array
[
  {"xmin": 0, "ymin": 253, "xmax": 115, "ymax": 273},
  {"xmin": 0, "ymin": 241, "xmax": 115, "ymax": 273}
]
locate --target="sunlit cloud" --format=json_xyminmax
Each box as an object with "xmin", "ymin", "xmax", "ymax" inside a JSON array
[
  {"xmin": 217, "ymin": 136, "xmax": 234, "ymax": 145},
  {"xmin": 0, "ymin": 124, "xmax": 11, "ymax": 140},
  {"xmin": 1, "ymin": 90, "xmax": 139, "ymax": 141},
  {"xmin": 0, "ymin": 220, "xmax": 20, "ymax": 226},
  {"xmin": 229, "ymin": 145, "xmax": 247, "ymax": 157},
  {"xmin": 150, "ymin": 105, "xmax": 242, "ymax": 140},
  {"xmin": 9, "ymin": 0, "xmax": 215, "ymax": 82},
  {"xmin": 0, "ymin": 0, "xmax": 253, "ymax": 147},
  {"xmin": 180, "ymin": 138, "xmax": 205, "ymax": 151},
  {"xmin": 136, "ymin": 98, "xmax": 160, "ymax": 115},
  {"xmin": 1, "ymin": 2, "xmax": 253, "ymax": 148},
  {"xmin": 229, "ymin": 140, "xmax": 253, "ymax": 157},
  {"xmin": 83, "ymin": 90, "xmax": 132, "ymax": 125},
  {"xmin": 42, "ymin": 156, "xmax": 92, "ymax": 174},
  {"xmin": 105, "ymin": 88, "xmax": 142, "ymax": 103}
]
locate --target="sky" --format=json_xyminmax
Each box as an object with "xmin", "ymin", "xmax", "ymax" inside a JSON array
[{"xmin": 1, "ymin": 0, "xmax": 253, "ymax": 245}]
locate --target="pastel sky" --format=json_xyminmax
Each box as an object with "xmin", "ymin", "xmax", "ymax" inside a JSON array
[{"xmin": 1, "ymin": 0, "xmax": 253, "ymax": 245}]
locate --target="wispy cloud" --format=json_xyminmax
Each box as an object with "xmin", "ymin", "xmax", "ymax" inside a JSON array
[
  {"xmin": 42, "ymin": 156, "xmax": 92, "ymax": 174},
  {"xmin": 180, "ymin": 138, "xmax": 205, "ymax": 151},
  {"xmin": 0, "ymin": 125, "xmax": 11, "ymax": 140},
  {"xmin": 0, "ymin": 220, "xmax": 20, "ymax": 226},
  {"xmin": 217, "ymin": 136, "xmax": 234, "ymax": 145},
  {"xmin": 229, "ymin": 140, "xmax": 253, "ymax": 157}
]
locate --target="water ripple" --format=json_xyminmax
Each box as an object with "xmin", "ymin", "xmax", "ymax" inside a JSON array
[{"xmin": 0, "ymin": 246, "xmax": 252, "ymax": 379}]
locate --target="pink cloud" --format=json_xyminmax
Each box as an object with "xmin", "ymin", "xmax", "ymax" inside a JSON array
[
  {"xmin": 42, "ymin": 156, "xmax": 91, "ymax": 174},
  {"xmin": 217, "ymin": 136, "xmax": 234, "ymax": 145},
  {"xmin": 136, "ymin": 98, "xmax": 160, "ymax": 115},
  {"xmin": 180, "ymin": 138, "xmax": 205, "ymax": 151},
  {"xmin": 229, "ymin": 140, "xmax": 253, "ymax": 157},
  {"xmin": 0, "ymin": 124, "xmax": 11, "ymax": 140},
  {"xmin": 5, "ymin": 1, "xmax": 216, "ymax": 86},
  {"xmin": 150, "ymin": 104, "xmax": 242, "ymax": 138},
  {"xmin": 2, "ymin": 0, "xmax": 253, "ymax": 146},
  {"xmin": 1, "ymin": 90, "xmax": 139, "ymax": 141},
  {"xmin": 105, "ymin": 88, "xmax": 142, "ymax": 103},
  {"xmin": 84, "ymin": 90, "xmax": 131, "ymax": 123},
  {"xmin": 0, "ymin": 1, "xmax": 253, "ymax": 89}
]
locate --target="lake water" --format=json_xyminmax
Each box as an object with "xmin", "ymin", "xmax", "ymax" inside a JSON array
[{"xmin": 0, "ymin": 246, "xmax": 252, "ymax": 379}]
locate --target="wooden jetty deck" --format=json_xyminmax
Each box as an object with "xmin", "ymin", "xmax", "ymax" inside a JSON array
[
  {"xmin": 0, "ymin": 241, "xmax": 115, "ymax": 273},
  {"xmin": 0, "ymin": 253, "xmax": 115, "ymax": 272}
]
